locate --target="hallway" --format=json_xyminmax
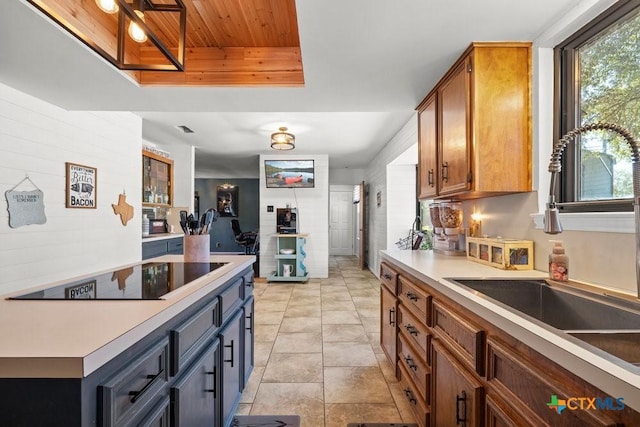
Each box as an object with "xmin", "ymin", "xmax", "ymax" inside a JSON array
[{"xmin": 236, "ymin": 256, "xmax": 417, "ymax": 426}]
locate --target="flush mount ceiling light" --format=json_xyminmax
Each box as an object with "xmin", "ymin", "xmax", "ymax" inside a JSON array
[
  {"xmin": 270, "ymin": 127, "xmax": 295, "ymax": 151},
  {"xmin": 27, "ymin": 0, "xmax": 186, "ymax": 71}
]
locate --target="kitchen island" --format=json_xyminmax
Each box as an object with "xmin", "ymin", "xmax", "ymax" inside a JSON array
[
  {"xmin": 380, "ymin": 248, "xmax": 640, "ymax": 426},
  {"xmin": 0, "ymin": 254, "xmax": 255, "ymax": 426}
]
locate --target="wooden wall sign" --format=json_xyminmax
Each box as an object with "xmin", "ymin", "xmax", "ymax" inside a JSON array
[
  {"xmin": 66, "ymin": 162, "xmax": 97, "ymax": 208},
  {"xmin": 112, "ymin": 193, "xmax": 134, "ymax": 225}
]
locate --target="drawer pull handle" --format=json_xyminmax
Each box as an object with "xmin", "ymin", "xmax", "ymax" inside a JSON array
[
  {"xmin": 224, "ymin": 341, "xmax": 235, "ymax": 367},
  {"xmin": 128, "ymin": 369, "xmax": 164, "ymax": 403},
  {"xmin": 406, "ymin": 291, "xmax": 419, "ymax": 302},
  {"xmin": 389, "ymin": 307, "xmax": 395, "ymax": 326},
  {"xmin": 405, "ymin": 324, "xmax": 419, "ymax": 336},
  {"xmin": 456, "ymin": 390, "xmax": 467, "ymax": 425},
  {"xmin": 246, "ymin": 313, "xmax": 253, "ymax": 331},
  {"xmin": 205, "ymin": 370, "xmax": 216, "ymax": 396},
  {"xmin": 404, "ymin": 355, "xmax": 417, "ymax": 371},
  {"xmin": 428, "ymin": 169, "xmax": 434, "ymax": 187},
  {"xmin": 383, "ymin": 273, "xmax": 392, "ymax": 280},
  {"xmin": 403, "ymin": 387, "xmax": 417, "ymax": 405},
  {"xmin": 442, "ymin": 161, "xmax": 449, "ymax": 183}
]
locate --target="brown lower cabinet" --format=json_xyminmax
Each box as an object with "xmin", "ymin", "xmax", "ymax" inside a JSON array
[{"xmin": 378, "ymin": 260, "xmax": 640, "ymax": 427}]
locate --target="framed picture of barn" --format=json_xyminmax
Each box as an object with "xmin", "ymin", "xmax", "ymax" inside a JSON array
[{"xmin": 66, "ymin": 162, "xmax": 97, "ymax": 209}]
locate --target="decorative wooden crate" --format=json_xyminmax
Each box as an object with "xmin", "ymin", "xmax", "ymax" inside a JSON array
[{"xmin": 466, "ymin": 237, "xmax": 534, "ymax": 270}]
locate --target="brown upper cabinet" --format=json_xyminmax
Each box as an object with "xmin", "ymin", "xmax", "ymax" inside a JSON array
[
  {"xmin": 142, "ymin": 150, "xmax": 174, "ymax": 207},
  {"xmin": 417, "ymin": 42, "xmax": 532, "ymax": 200}
]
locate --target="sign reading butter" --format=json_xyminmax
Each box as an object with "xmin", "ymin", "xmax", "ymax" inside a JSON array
[
  {"xmin": 65, "ymin": 280, "xmax": 96, "ymax": 299},
  {"xmin": 66, "ymin": 162, "xmax": 97, "ymax": 209},
  {"xmin": 5, "ymin": 189, "xmax": 47, "ymax": 228}
]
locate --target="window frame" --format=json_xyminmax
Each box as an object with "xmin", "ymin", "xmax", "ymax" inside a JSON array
[{"xmin": 554, "ymin": 0, "xmax": 640, "ymax": 213}]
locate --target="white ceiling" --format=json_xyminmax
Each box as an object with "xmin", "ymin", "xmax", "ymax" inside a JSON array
[{"xmin": 0, "ymin": 0, "xmax": 580, "ymax": 177}]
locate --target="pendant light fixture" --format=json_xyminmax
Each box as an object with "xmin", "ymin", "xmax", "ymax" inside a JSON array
[
  {"xmin": 271, "ymin": 127, "xmax": 295, "ymax": 150},
  {"xmin": 27, "ymin": 0, "xmax": 186, "ymax": 71}
]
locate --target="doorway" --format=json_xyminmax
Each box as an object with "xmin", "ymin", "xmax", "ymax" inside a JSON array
[{"xmin": 329, "ymin": 187, "xmax": 354, "ymax": 255}]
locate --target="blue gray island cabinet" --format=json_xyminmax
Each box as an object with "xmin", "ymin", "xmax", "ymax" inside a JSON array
[{"xmin": 0, "ymin": 256, "xmax": 254, "ymax": 427}]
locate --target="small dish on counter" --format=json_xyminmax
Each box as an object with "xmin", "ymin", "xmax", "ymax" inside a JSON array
[{"xmin": 279, "ymin": 249, "xmax": 295, "ymax": 255}]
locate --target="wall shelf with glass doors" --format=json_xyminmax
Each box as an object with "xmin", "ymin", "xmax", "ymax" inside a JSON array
[{"xmin": 142, "ymin": 150, "xmax": 174, "ymax": 208}]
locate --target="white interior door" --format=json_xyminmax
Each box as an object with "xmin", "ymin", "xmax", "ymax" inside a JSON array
[{"xmin": 329, "ymin": 191, "xmax": 354, "ymax": 255}]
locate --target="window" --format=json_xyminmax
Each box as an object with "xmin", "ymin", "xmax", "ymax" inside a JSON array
[{"xmin": 556, "ymin": 0, "xmax": 640, "ymax": 212}]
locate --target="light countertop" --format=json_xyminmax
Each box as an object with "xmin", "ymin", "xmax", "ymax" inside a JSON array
[
  {"xmin": 381, "ymin": 248, "xmax": 640, "ymax": 411},
  {"xmin": 0, "ymin": 254, "xmax": 254, "ymax": 379},
  {"xmin": 142, "ymin": 233, "xmax": 185, "ymax": 242}
]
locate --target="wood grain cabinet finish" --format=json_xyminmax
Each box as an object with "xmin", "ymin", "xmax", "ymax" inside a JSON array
[
  {"xmin": 398, "ymin": 359, "xmax": 431, "ymax": 427},
  {"xmin": 431, "ymin": 338, "xmax": 484, "ymax": 427},
  {"xmin": 398, "ymin": 276, "xmax": 432, "ymax": 324},
  {"xmin": 418, "ymin": 93, "xmax": 438, "ymax": 199},
  {"xmin": 431, "ymin": 299, "xmax": 484, "ymax": 375},
  {"xmin": 397, "ymin": 304, "xmax": 430, "ymax": 363},
  {"xmin": 380, "ymin": 262, "xmax": 399, "ymax": 294},
  {"xmin": 380, "ymin": 283, "xmax": 398, "ymax": 370},
  {"xmin": 416, "ymin": 42, "xmax": 532, "ymax": 200},
  {"xmin": 398, "ymin": 333, "xmax": 430, "ymax": 403}
]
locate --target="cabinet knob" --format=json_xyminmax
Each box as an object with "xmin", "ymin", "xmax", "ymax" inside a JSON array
[
  {"xmin": 405, "ymin": 324, "xmax": 419, "ymax": 336},
  {"xmin": 406, "ymin": 291, "xmax": 419, "ymax": 302},
  {"xmin": 383, "ymin": 273, "xmax": 392, "ymax": 280}
]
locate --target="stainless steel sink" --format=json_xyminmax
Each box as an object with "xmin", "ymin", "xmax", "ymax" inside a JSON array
[
  {"xmin": 448, "ymin": 278, "xmax": 640, "ymax": 331},
  {"xmin": 447, "ymin": 278, "xmax": 640, "ymax": 368}
]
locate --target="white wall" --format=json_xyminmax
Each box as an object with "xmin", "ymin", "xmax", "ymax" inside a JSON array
[
  {"xmin": 329, "ymin": 168, "xmax": 365, "ymax": 185},
  {"xmin": 0, "ymin": 83, "xmax": 142, "ymax": 295},
  {"xmin": 386, "ymin": 164, "xmax": 417, "ymax": 248},
  {"xmin": 259, "ymin": 154, "xmax": 329, "ymax": 278},
  {"xmin": 364, "ymin": 116, "xmax": 418, "ymax": 276}
]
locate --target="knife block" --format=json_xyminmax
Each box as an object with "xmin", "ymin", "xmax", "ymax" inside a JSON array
[{"xmin": 184, "ymin": 235, "xmax": 210, "ymax": 262}]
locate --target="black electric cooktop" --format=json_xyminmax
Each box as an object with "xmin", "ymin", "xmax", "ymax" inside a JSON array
[{"xmin": 9, "ymin": 262, "xmax": 228, "ymax": 300}]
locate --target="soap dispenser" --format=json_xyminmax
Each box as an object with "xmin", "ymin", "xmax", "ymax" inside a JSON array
[{"xmin": 549, "ymin": 240, "xmax": 568, "ymax": 282}]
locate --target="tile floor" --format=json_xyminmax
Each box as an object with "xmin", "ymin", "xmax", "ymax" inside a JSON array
[{"xmin": 236, "ymin": 256, "xmax": 417, "ymax": 426}]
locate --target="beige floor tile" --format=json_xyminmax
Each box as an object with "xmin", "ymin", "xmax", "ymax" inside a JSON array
[
  {"xmin": 324, "ymin": 366, "xmax": 392, "ymax": 403},
  {"xmin": 272, "ymin": 332, "xmax": 323, "ymax": 353},
  {"xmin": 255, "ymin": 300, "xmax": 289, "ymax": 312},
  {"xmin": 254, "ymin": 324, "xmax": 280, "ymax": 342},
  {"xmin": 280, "ymin": 316, "xmax": 322, "ymax": 333},
  {"xmin": 239, "ymin": 366, "xmax": 264, "ymax": 403},
  {"xmin": 250, "ymin": 383, "xmax": 325, "ymax": 427},
  {"xmin": 360, "ymin": 316, "xmax": 381, "ymax": 334},
  {"xmin": 254, "ymin": 311, "xmax": 285, "ymax": 325},
  {"xmin": 322, "ymin": 310, "xmax": 361, "ymax": 325},
  {"xmin": 321, "ymin": 285, "xmax": 349, "ymax": 293},
  {"xmin": 235, "ymin": 403, "xmax": 252, "ymax": 415},
  {"xmin": 357, "ymin": 306, "xmax": 379, "ymax": 318},
  {"xmin": 289, "ymin": 294, "xmax": 321, "ymax": 304},
  {"xmin": 322, "ymin": 324, "xmax": 368, "ymax": 342},
  {"xmin": 345, "ymin": 281, "xmax": 375, "ymax": 290},
  {"xmin": 324, "ymin": 403, "xmax": 402, "ymax": 427},
  {"xmin": 321, "ymin": 299, "xmax": 356, "ymax": 311},
  {"xmin": 262, "ymin": 353, "xmax": 323, "ymax": 383},
  {"xmin": 352, "ymin": 296, "xmax": 380, "ymax": 308},
  {"xmin": 369, "ymin": 332, "xmax": 383, "ymax": 354},
  {"xmin": 254, "ymin": 341, "xmax": 274, "ymax": 367},
  {"xmin": 348, "ymin": 289, "xmax": 380, "ymax": 299},
  {"xmin": 284, "ymin": 304, "xmax": 322, "ymax": 318},
  {"xmin": 323, "ymin": 342, "xmax": 378, "ymax": 367}
]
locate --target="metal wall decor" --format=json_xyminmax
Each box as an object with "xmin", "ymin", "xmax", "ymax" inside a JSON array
[
  {"xmin": 5, "ymin": 175, "xmax": 47, "ymax": 228},
  {"xmin": 66, "ymin": 162, "xmax": 97, "ymax": 209},
  {"xmin": 26, "ymin": 0, "xmax": 186, "ymax": 71}
]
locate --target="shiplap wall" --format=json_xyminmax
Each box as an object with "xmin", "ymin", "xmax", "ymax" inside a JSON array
[
  {"xmin": 259, "ymin": 154, "xmax": 329, "ymax": 279},
  {"xmin": 0, "ymin": 83, "xmax": 142, "ymax": 295},
  {"xmin": 386, "ymin": 164, "xmax": 417, "ymax": 247},
  {"xmin": 364, "ymin": 115, "xmax": 418, "ymax": 277}
]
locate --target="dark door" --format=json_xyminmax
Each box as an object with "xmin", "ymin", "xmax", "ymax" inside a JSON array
[{"xmin": 170, "ymin": 339, "xmax": 219, "ymax": 427}]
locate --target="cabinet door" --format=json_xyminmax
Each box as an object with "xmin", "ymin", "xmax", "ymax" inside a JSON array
[
  {"xmin": 431, "ymin": 339, "xmax": 483, "ymax": 427},
  {"xmin": 418, "ymin": 93, "xmax": 438, "ymax": 199},
  {"xmin": 242, "ymin": 297, "xmax": 254, "ymax": 387},
  {"xmin": 380, "ymin": 284, "xmax": 398, "ymax": 370},
  {"xmin": 438, "ymin": 58, "xmax": 471, "ymax": 195},
  {"xmin": 170, "ymin": 339, "xmax": 219, "ymax": 427},
  {"xmin": 220, "ymin": 311, "xmax": 243, "ymax": 425}
]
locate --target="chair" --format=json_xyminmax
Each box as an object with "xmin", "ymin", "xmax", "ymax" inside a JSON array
[{"xmin": 231, "ymin": 219, "xmax": 259, "ymax": 254}]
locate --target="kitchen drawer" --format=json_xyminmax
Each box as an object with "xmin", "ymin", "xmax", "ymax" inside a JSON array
[
  {"xmin": 398, "ymin": 304, "xmax": 430, "ymax": 364},
  {"xmin": 219, "ymin": 278, "xmax": 244, "ymax": 321},
  {"xmin": 380, "ymin": 262, "xmax": 398, "ymax": 294},
  {"xmin": 431, "ymin": 299, "xmax": 484, "ymax": 375},
  {"xmin": 398, "ymin": 333, "xmax": 430, "ymax": 403},
  {"xmin": 98, "ymin": 338, "xmax": 169, "ymax": 427},
  {"xmin": 485, "ymin": 394, "xmax": 540, "ymax": 427},
  {"xmin": 398, "ymin": 276, "xmax": 432, "ymax": 324},
  {"xmin": 142, "ymin": 240, "xmax": 168, "ymax": 260},
  {"xmin": 135, "ymin": 397, "xmax": 170, "ymax": 427},
  {"xmin": 398, "ymin": 359, "xmax": 430, "ymax": 427},
  {"xmin": 167, "ymin": 237, "xmax": 184, "ymax": 254},
  {"xmin": 486, "ymin": 338, "xmax": 617, "ymax": 427},
  {"xmin": 169, "ymin": 299, "xmax": 219, "ymax": 376}
]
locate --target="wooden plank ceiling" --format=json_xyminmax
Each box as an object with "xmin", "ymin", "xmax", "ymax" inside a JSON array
[{"xmin": 33, "ymin": 0, "xmax": 303, "ymax": 86}]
